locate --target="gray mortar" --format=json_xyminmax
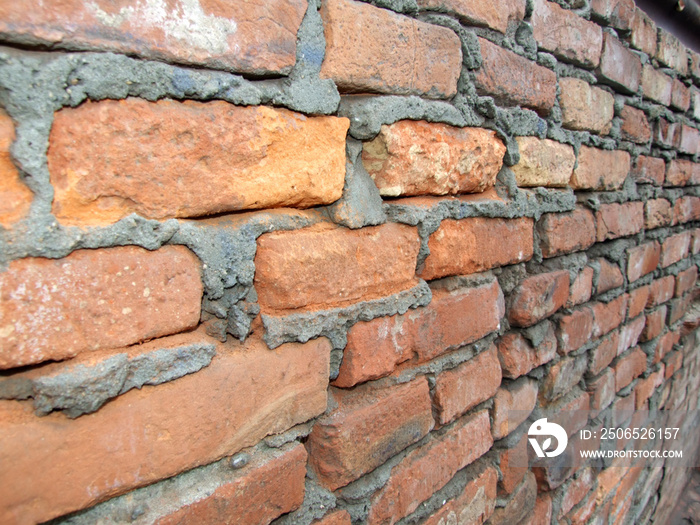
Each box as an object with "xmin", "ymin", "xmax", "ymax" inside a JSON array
[
  {"xmin": 272, "ymin": 480, "xmax": 337, "ymax": 525},
  {"xmin": 264, "ymin": 420, "xmax": 316, "ymax": 449},
  {"xmin": 417, "ymin": 14, "xmax": 483, "ymax": 70},
  {"xmin": 10, "ymin": 342, "xmax": 216, "ymax": 418},
  {"xmin": 325, "ymin": 139, "xmax": 387, "ymax": 229}
]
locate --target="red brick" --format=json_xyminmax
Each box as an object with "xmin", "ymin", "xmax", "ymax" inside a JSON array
[
  {"xmin": 644, "ymin": 198, "xmax": 673, "ymax": 229},
  {"xmin": 0, "ymin": 0, "xmax": 305, "ymax": 75},
  {"xmin": 559, "ymin": 77, "xmax": 614, "ymax": 133},
  {"xmin": 673, "ymin": 196, "xmax": 700, "ymax": 224},
  {"xmin": 422, "ymin": 462, "xmax": 498, "ymax": 525},
  {"xmin": 614, "ymin": 347, "xmax": 647, "ymax": 390},
  {"xmin": 306, "ymin": 378, "xmax": 433, "ymax": 490},
  {"xmin": 596, "ymin": 258, "xmax": 624, "ymax": 294},
  {"xmin": 508, "ymin": 270, "xmax": 570, "ymax": 327},
  {"xmin": 631, "ymin": 155, "xmax": 665, "ymax": 186},
  {"xmin": 0, "ymin": 246, "xmax": 201, "ymax": 369},
  {"xmin": 255, "ymin": 223, "xmax": 420, "ymax": 311},
  {"xmin": 693, "ymin": 229, "xmax": 700, "ymax": 253},
  {"xmin": 49, "ymin": 100, "xmax": 348, "ymax": 225},
  {"xmin": 592, "ymin": 295, "xmax": 628, "ymax": 338},
  {"xmin": 368, "ymin": 411, "xmax": 493, "ymax": 525},
  {"xmin": 641, "ymin": 65, "xmax": 673, "ymax": 106},
  {"xmin": 541, "ymin": 355, "xmax": 587, "ymax": 403},
  {"xmin": 617, "ymin": 315, "xmax": 646, "ymax": 355},
  {"xmin": 591, "ymin": 0, "xmax": 635, "ymax": 30},
  {"xmin": 634, "ymin": 366, "xmax": 664, "ymax": 409},
  {"xmin": 666, "ymin": 160, "xmax": 695, "ymax": 188},
  {"xmin": 362, "ymin": 122, "xmax": 505, "ymax": 197},
  {"xmin": 537, "ymin": 208, "xmax": 596, "ymax": 258},
  {"xmin": 670, "ymin": 295, "xmax": 692, "ymax": 324},
  {"xmin": 664, "ymin": 350, "xmax": 683, "ymax": 379},
  {"xmin": 596, "ymin": 458, "xmax": 630, "ymax": 504},
  {"xmin": 0, "ymin": 334, "xmax": 330, "ymax": 525},
  {"xmin": 589, "ymin": 331, "xmax": 619, "ymax": 376},
  {"xmin": 568, "ymin": 266, "xmax": 595, "ymax": 307},
  {"xmin": 679, "ymin": 124, "xmax": 700, "ymax": 155},
  {"xmin": 491, "ymin": 377, "xmax": 538, "ymax": 439},
  {"xmin": 653, "ymin": 330, "xmax": 680, "ymax": 363},
  {"xmin": 628, "ymin": 8, "xmax": 657, "ymax": 56},
  {"xmin": 648, "ymin": 276, "xmax": 676, "ymax": 307},
  {"xmin": 654, "ymin": 119, "xmax": 681, "ymax": 149},
  {"xmin": 497, "ymin": 323, "xmax": 557, "ymax": 379},
  {"xmin": 522, "ymin": 494, "xmax": 553, "ymax": 525},
  {"xmin": 0, "ymin": 108, "xmax": 31, "ymax": 227},
  {"xmin": 314, "ymin": 510, "xmax": 353, "ymax": 525},
  {"xmin": 497, "ymin": 433, "xmax": 528, "ymax": 493},
  {"xmin": 559, "ymin": 468, "xmax": 595, "ymax": 518},
  {"xmin": 531, "ymin": 0, "xmax": 603, "ymax": 68},
  {"xmin": 596, "ymin": 202, "xmax": 643, "ymax": 242},
  {"xmin": 675, "ymin": 266, "xmax": 697, "ymax": 297},
  {"xmin": 489, "ymin": 471, "xmax": 537, "ymax": 525},
  {"xmin": 548, "ymin": 389, "xmax": 590, "ymax": 436},
  {"xmin": 557, "ymin": 307, "xmax": 595, "ymax": 354},
  {"xmin": 434, "ymin": 346, "xmax": 501, "ymax": 425},
  {"xmin": 320, "ymin": 0, "xmax": 461, "ymax": 97},
  {"xmin": 511, "ymin": 137, "xmax": 576, "ymax": 187},
  {"xmin": 157, "ymin": 444, "xmax": 307, "ymax": 525},
  {"xmin": 619, "ymin": 105, "xmax": 651, "ymax": 143},
  {"xmin": 628, "ymin": 285, "xmax": 651, "ymax": 319},
  {"xmin": 571, "ymin": 147, "xmax": 630, "ymax": 191},
  {"xmin": 420, "ymin": 217, "xmax": 533, "ymax": 280},
  {"xmin": 627, "ymin": 241, "xmax": 661, "ymax": 282},
  {"xmin": 694, "ymin": 88, "xmax": 700, "ymax": 121},
  {"xmin": 661, "ymin": 232, "xmax": 691, "ymax": 268},
  {"xmin": 567, "ymin": 490, "xmax": 597, "ymax": 525},
  {"xmin": 640, "ymin": 306, "xmax": 666, "ymax": 342},
  {"xmin": 597, "ymin": 33, "xmax": 641, "ymax": 94},
  {"xmin": 588, "ymin": 368, "xmax": 616, "ymax": 416},
  {"xmin": 656, "ymin": 29, "xmax": 689, "ymax": 75},
  {"xmin": 671, "ymin": 79, "xmax": 691, "ymax": 112},
  {"xmin": 416, "ymin": 0, "xmax": 525, "ymax": 33},
  {"xmin": 474, "ymin": 37, "xmax": 557, "ymax": 115}
]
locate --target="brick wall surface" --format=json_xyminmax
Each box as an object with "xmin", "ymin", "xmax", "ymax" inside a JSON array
[{"xmin": 0, "ymin": 0, "xmax": 699, "ymax": 524}]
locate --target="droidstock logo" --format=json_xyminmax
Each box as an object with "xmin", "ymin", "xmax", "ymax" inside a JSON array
[{"xmin": 528, "ymin": 418, "xmax": 568, "ymax": 458}]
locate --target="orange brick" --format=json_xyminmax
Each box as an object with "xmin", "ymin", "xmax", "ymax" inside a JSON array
[
  {"xmin": 640, "ymin": 307, "xmax": 666, "ymax": 342},
  {"xmin": 255, "ymin": 223, "xmax": 420, "ymax": 311},
  {"xmin": 559, "ymin": 468, "xmax": 595, "ymax": 518},
  {"xmin": 420, "ymin": 217, "xmax": 533, "ymax": 280},
  {"xmin": 648, "ymin": 276, "xmax": 676, "ymax": 307},
  {"xmin": 521, "ymin": 494, "xmax": 553, "ymax": 525},
  {"xmin": 597, "ymin": 33, "xmax": 641, "ymax": 94},
  {"xmin": 49, "ymin": 100, "xmax": 348, "ymax": 225},
  {"xmin": 595, "ymin": 202, "xmax": 644, "ymax": 242},
  {"xmin": 568, "ymin": 266, "xmax": 594, "ymax": 307},
  {"xmin": 673, "ymin": 196, "xmax": 700, "ymax": 224},
  {"xmin": 0, "ymin": 335, "xmax": 330, "ymax": 524},
  {"xmin": 614, "ymin": 347, "xmax": 647, "ymax": 390},
  {"xmin": 634, "ymin": 366, "xmax": 664, "ymax": 409},
  {"xmin": 559, "ymin": 77, "xmax": 614, "ymax": 134},
  {"xmin": 589, "ymin": 331, "xmax": 620, "ymax": 376},
  {"xmin": 314, "ymin": 510, "xmax": 353, "ymax": 525},
  {"xmin": 571, "ymin": 147, "xmax": 630, "ymax": 190},
  {"xmin": 541, "ymin": 355, "xmax": 587, "ymax": 403},
  {"xmin": 497, "ymin": 323, "xmax": 557, "ymax": 379},
  {"xmin": 618, "ymin": 315, "xmax": 646, "ymax": 355},
  {"xmin": 497, "ymin": 433, "xmax": 528, "ymax": 493},
  {"xmin": 588, "ymin": 368, "xmax": 616, "ymax": 416},
  {"xmin": 320, "ymin": 0, "xmax": 461, "ymax": 97},
  {"xmin": 644, "ymin": 198, "xmax": 673, "ymax": 229},
  {"xmin": 592, "ymin": 295, "xmax": 629, "ymax": 338},
  {"xmin": 596, "ymin": 258, "xmax": 624, "ymax": 294},
  {"xmin": 537, "ymin": 208, "xmax": 596, "ymax": 258},
  {"xmin": 416, "ymin": 0, "xmax": 525, "ymax": 33},
  {"xmin": 157, "ymin": 444, "xmax": 307, "ymax": 525},
  {"xmin": 491, "ymin": 378, "xmax": 538, "ymax": 439},
  {"xmin": 666, "ymin": 159, "xmax": 694, "ymax": 187},
  {"xmin": 627, "ymin": 241, "xmax": 661, "ymax": 282},
  {"xmin": 489, "ymin": 471, "xmax": 537, "ymax": 525},
  {"xmin": 306, "ymin": 378, "xmax": 433, "ymax": 490},
  {"xmin": 368, "ymin": 411, "xmax": 493, "ymax": 525},
  {"xmin": 557, "ymin": 307, "xmax": 595, "ymax": 354},
  {"xmin": 661, "ymin": 232, "xmax": 691, "ymax": 268},
  {"xmin": 511, "ymin": 137, "xmax": 576, "ymax": 187},
  {"xmin": 434, "ymin": 346, "xmax": 502, "ymax": 425},
  {"xmin": 509, "ymin": 270, "xmax": 569, "ymax": 327},
  {"xmin": 0, "ymin": 246, "xmax": 202, "ymax": 369},
  {"xmin": 675, "ymin": 266, "xmax": 697, "ymax": 297},
  {"xmin": 619, "ymin": 105, "xmax": 651, "ymax": 144},
  {"xmin": 0, "ymin": 108, "xmax": 31, "ymax": 227},
  {"xmin": 627, "ymin": 285, "xmax": 650, "ymax": 319}
]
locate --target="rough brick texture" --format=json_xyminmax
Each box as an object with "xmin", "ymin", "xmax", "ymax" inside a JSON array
[
  {"xmin": 537, "ymin": 208, "xmax": 596, "ymax": 258},
  {"xmin": 597, "ymin": 33, "xmax": 641, "ymax": 94},
  {"xmin": 571, "ymin": 147, "xmax": 630, "ymax": 190},
  {"xmin": 595, "ymin": 202, "xmax": 644, "ymax": 241},
  {"xmin": 559, "ymin": 77, "xmax": 613, "ymax": 133},
  {"xmin": 417, "ymin": 0, "xmax": 525, "ymax": 33},
  {"xmin": 0, "ymin": 108, "xmax": 31, "ymax": 226},
  {"xmin": 508, "ymin": 270, "xmax": 570, "ymax": 327},
  {"xmin": 512, "ymin": 137, "xmax": 576, "ymax": 187}
]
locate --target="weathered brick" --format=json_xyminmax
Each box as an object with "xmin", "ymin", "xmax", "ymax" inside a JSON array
[
  {"xmin": 654, "ymin": 118, "xmax": 681, "ymax": 149},
  {"xmin": 671, "ymin": 79, "xmax": 691, "ymax": 112},
  {"xmin": 645, "ymin": 198, "xmax": 673, "ymax": 229},
  {"xmin": 420, "ymin": 217, "xmax": 533, "ymax": 280},
  {"xmin": 592, "ymin": 295, "xmax": 629, "ymax": 338},
  {"xmin": 558, "ymin": 307, "xmax": 595, "ymax": 354},
  {"xmin": 522, "ymin": 494, "xmax": 553, "ymax": 525},
  {"xmin": 0, "ymin": 108, "xmax": 31, "ymax": 227},
  {"xmin": 491, "ymin": 377, "xmax": 538, "ymax": 439},
  {"xmin": 434, "ymin": 346, "xmax": 502, "ymax": 425},
  {"xmin": 614, "ymin": 347, "xmax": 647, "ymax": 390},
  {"xmin": 0, "ymin": 334, "xmax": 330, "ymax": 524},
  {"xmin": 648, "ymin": 275, "xmax": 676, "ymax": 307},
  {"xmin": 619, "ymin": 105, "xmax": 651, "ymax": 143},
  {"xmin": 675, "ymin": 266, "xmax": 697, "ymax": 297},
  {"xmin": 497, "ymin": 322, "xmax": 557, "ymax": 379},
  {"xmin": 320, "ymin": 0, "xmax": 461, "ymax": 97},
  {"xmin": 666, "ymin": 160, "xmax": 694, "ymax": 187},
  {"xmin": 531, "ymin": 0, "xmax": 603, "ymax": 68},
  {"xmin": 541, "ymin": 355, "xmax": 587, "ymax": 403},
  {"xmin": 368, "ymin": 411, "xmax": 493, "ymax": 525},
  {"xmin": 157, "ymin": 444, "xmax": 307, "ymax": 525},
  {"xmin": 640, "ymin": 306, "xmax": 666, "ymax": 342},
  {"xmin": 661, "ymin": 232, "xmax": 691, "ymax": 268},
  {"xmin": 693, "ymin": 88, "xmax": 700, "ymax": 121},
  {"xmin": 0, "ymin": 0, "xmax": 306, "ymax": 75},
  {"xmin": 597, "ymin": 33, "xmax": 641, "ymax": 94},
  {"xmin": 691, "ymin": 51, "xmax": 700, "ymax": 83},
  {"xmin": 679, "ymin": 124, "xmax": 700, "ymax": 155},
  {"xmin": 559, "ymin": 468, "xmax": 595, "ymax": 519},
  {"xmin": 568, "ymin": 266, "xmax": 594, "ymax": 307},
  {"xmin": 0, "ymin": 246, "xmax": 201, "ymax": 369},
  {"xmin": 49, "ymin": 100, "xmax": 349, "ymax": 224},
  {"xmin": 641, "ymin": 65, "xmax": 673, "ymax": 106},
  {"xmin": 596, "ymin": 258, "xmax": 624, "ymax": 294},
  {"xmin": 588, "ymin": 368, "xmax": 616, "ymax": 416},
  {"xmin": 656, "ymin": 29, "xmax": 688, "ymax": 75},
  {"xmin": 589, "ymin": 331, "xmax": 620, "ymax": 376},
  {"xmin": 497, "ymin": 433, "xmax": 528, "ymax": 493},
  {"xmin": 628, "ymin": 8, "xmax": 657, "ymax": 56},
  {"xmin": 631, "ymin": 155, "xmax": 665, "ymax": 186},
  {"xmin": 538, "ymin": 208, "xmax": 596, "ymax": 258},
  {"xmin": 314, "ymin": 510, "xmax": 353, "ymax": 525},
  {"xmin": 653, "ymin": 330, "xmax": 680, "ymax": 363},
  {"xmin": 693, "ymin": 228, "xmax": 700, "ymax": 253},
  {"xmin": 508, "ymin": 270, "xmax": 570, "ymax": 327},
  {"xmin": 628, "ymin": 285, "xmax": 651, "ymax": 319},
  {"xmin": 617, "ymin": 315, "xmax": 646, "ymax": 355},
  {"xmin": 559, "ymin": 77, "xmax": 613, "ymax": 133},
  {"xmin": 306, "ymin": 378, "xmax": 433, "ymax": 490},
  {"xmin": 511, "ymin": 137, "xmax": 576, "ymax": 187},
  {"xmin": 489, "ymin": 472, "xmax": 537, "ymax": 525},
  {"xmin": 665, "ymin": 350, "xmax": 683, "ymax": 379},
  {"xmin": 634, "ymin": 366, "xmax": 664, "ymax": 409},
  {"xmin": 416, "ymin": 0, "xmax": 525, "ymax": 33},
  {"xmin": 474, "ymin": 37, "xmax": 557, "ymax": 115},
  {"xmin": 547, "ymin": 389, "xmax": 590, "ymax": 436},
  {"xmin": 571, "ymin": 147, "xmax": 630, "ymax": 190},
  {"xmin": 595, "ymin": 202, "xmax": 644, "ymax": 242},
  {"xmin": 362, "ymin": 121, "xmax": 505, "ymax": 197},
  {"xmin": 422, "ymin": 462, "xmax": 498, "ymax": 525},
  {"xmin": 627, "ymin": 241, "xmax": 661, "ymax": 282},
  {"xmin": 673, "ymin": 196, "xmax": 700, "ymax": 224},
  {"xmin": 591, "ymin": 0, "xmax": 635, "ymax": 30},
  {"xmin": 255, "ymin": 222, "xmax": 420, "ymax": 311}
]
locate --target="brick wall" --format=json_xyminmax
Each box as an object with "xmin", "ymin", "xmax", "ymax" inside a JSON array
[{"xmin": 0, "ymin": 0, "xmax": 699, "ymax": 523}]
